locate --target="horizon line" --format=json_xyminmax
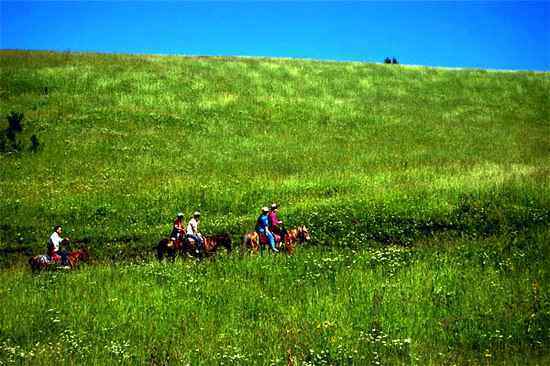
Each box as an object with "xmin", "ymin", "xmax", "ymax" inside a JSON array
[{"xmin": 1, "ymin": 47, "xmax": 548, "ymax": 74}]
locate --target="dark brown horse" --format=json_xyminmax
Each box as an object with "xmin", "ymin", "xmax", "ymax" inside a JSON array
[
  {"xmin": 156, "ymin": 237, "xmax": 184, "ymax": 260},
  {"xmin": 157, "ymin": 233, "xmax": 232, "ymax": 260},
  {"xmin": 242, "ymin": 225, "xmax": 310, "ymax": 255},
  {"xmin": 29, "ymin": 247, "xmax": 90, "ymax": 272}
]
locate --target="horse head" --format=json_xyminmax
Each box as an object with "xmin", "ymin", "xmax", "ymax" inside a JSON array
[
  {"xmin": 78, "ymin": 246, "xmax": 90, "ymax": 262},
  {"xmin": 67, "ymin": 246, "xmax": 90, "ymax": 268},
  {"xmin": 298, "ymin": 226, "xmax": 311, "ymax": 243},
  {"xmin": 297, "ymin": 225, "xmax": 311, "ymax": 243}
]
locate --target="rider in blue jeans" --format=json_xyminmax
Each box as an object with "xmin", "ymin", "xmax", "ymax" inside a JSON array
[
  {"xmin": 186, "ymin": 211, "xmax": 204, "ymax": 254},
  {"xmin": 256, "ymin": 207, "xmax": 279, "ymax": 253}
]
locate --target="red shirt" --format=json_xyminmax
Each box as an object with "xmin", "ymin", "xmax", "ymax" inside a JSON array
[
  {"xmin": 268, "ymin": 211, "xmax": 281, "ymax": 228},
  {"xmin": 173, "ymin": 218, "xmax": 184, "ymax": 232}
]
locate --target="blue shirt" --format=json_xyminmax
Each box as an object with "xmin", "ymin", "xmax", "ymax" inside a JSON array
[{"xmin": 256, "ymin": 214, "xmax": 269, "ymax": 232}]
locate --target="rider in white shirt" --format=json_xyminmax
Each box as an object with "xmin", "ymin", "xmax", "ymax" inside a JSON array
[
  {"xmin": 186, "ymin": 211, "xmax": 204, "ymax": 253},
  {"xmin": 48, "ymin": 225, "xmax": 68, "ymax": 266}
]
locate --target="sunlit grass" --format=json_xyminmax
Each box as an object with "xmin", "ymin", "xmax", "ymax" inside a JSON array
[
  {"xmin": 0, "ymin": 50, "xmax": 548, "ymax": 364},
  {"xmin": 1, "ymin": 232, "xmax": 548, "ymax": 364}
]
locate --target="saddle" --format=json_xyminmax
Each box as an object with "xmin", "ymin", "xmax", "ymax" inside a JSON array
[
  {"xmin": 49, "ymin": 253, "xmax": 62, "ymax": 263},
  {"xmin": 35, "ymin": 254, "xmax": 63, "ymax": 266},
  {"xmin": 258, "ymin": 233, "xmax": 281, "ymax": 245},
  {"xmin": 183, "ymin": 235, "xmax": 204, "ymax": 252},
  {"xmin": 36, "ymin": 255, "xmax": 52, "ymax": 265},
  {"xmin": 167, "ymin": 238, "xmax": 182, "ymax": 249}
]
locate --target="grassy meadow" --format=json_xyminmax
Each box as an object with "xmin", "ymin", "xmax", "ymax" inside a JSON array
[{"xmin": 1, "ymin": 50, "xmax": 549, "ymax": 364}]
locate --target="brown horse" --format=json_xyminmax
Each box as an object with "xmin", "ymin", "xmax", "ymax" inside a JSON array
[
  {"xmin": 283, "ymin": 225, "xmax": 311, "ymax": 254},
  {"xmin": 242, "ymin": 226, "xmax": 310, "ymax": 255},
  {"xmin": 156, "ymin": 237, "xmax": 184, "ymax": 260},
  {"xmin": 66, "ymin": 247, "xmax": 90, "ymax": 268},
  {"xmin": 157, "ymin": 233, "xmax": 232, "ymax": 260},
  {"xmin": 29, "ymin": 247, "xmax": 90, "ymax": 272}
]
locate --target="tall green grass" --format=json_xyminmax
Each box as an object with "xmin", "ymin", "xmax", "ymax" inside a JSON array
[
  {"xmin": 1, "ymin": 230, "xmax": 549, "ymax": 365},
  {"xmin": 1, "ymin": 51, "xmax": 549, "ymax": 364},
  {"xmin": 1, "ymin": 50, "xmax": 549, "ymax": 256}
]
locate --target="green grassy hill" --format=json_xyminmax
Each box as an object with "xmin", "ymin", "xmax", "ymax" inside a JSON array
[
  {"xmin": 1, "ymin": 51, "xmax": 549, "ymax": 365},
  {"xmin": 1, "ymin": 50, "xmax": 548, "ymax": 254}
]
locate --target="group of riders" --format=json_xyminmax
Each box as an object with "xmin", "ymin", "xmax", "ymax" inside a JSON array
[
  {"xmin": 170, "ymin": 210, "xmax": 205, "ymax": 254},
  {"xmin": 42, "ymin": 203, "xmax": 288, "ymax": 265},
  {"xmin": 170, "ymin": 203, "xmax": 286, "ymax": 255},
  {"xmin": 255, "ymin": 203, "xmax": 286, "ymax": 253}
]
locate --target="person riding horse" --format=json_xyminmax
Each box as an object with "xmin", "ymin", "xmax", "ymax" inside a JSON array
[
  {"xmin": 268, "ymin": 203, "xmax": 287, "ymax": 245},
  {"xmin": 170, "ymin": 212, "xmax": 185, "ymax": 246},
  {"xmin": 186, "ymin": 211, "xmax": 204, "ymax": 254},
  {"xmin": 48, "ymin": 225, "xmax": 69, "ymax": 267},
  {"xmin": 30, "ymin": 246, "xmax": 89, "ymax": 272},
  {"xmin": 256, "ymin": 207, "xmax": 279, "ymax": 253}
]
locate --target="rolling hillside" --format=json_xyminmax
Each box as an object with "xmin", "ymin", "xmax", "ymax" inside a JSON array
[
  {"xmin": 0, "ymin": 50, "xmax": 549, "ymax": 365},
  {"xmin": 1, "ymin": 50, "xmax": 548, "ymax": 254}
]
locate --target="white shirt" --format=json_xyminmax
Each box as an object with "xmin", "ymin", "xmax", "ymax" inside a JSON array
[
  {"xmin": 49, "ymin": 232, "xmax": 64, "ymax": 252},
  {"xmin": 186, "ymin": 218, "xmax": 199, "ymax": 236}
]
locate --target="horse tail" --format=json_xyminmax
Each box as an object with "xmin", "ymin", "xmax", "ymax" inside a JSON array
[
  {"xmin": 249, "ymin": 232, "xmax": 261, "ymax": 253},
  {"xmin": 242, "ymin": 233, "xmax": 256, "ymax": 255},
  {"xmin": 241, "ymin": 234, "xmax": 249, "ymax": 255},
  {"xmin": 156, "ymin": 239, "xmax": 166, "ymax": 261},
  {"xmin": 29, "ymin": 256, "xmax": 44, "ymax": 272}
]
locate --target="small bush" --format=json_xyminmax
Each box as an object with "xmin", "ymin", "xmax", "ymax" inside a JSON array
[
  {"xmin": 1, "ymin": 112, "xmax": 24, "ymax": 153},
  {"xmin": 1, "ymin": 112, "xmax": 43, "ymax": 154},
  {"xmin": 7, "ymin": 111, "xmax": 23, "ymax": 133},
  {"xmin": 30, "ymin": 134, "xmax": 40, "ymax": 152}
]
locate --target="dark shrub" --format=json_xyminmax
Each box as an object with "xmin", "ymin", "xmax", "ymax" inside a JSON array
[
  {"xmin": 30, "ymin": 134, "xmax": 40, "ymax": 152},
  {"xmin": 7, "ymin": 111, "xmax": 23, "ymax": 132}
]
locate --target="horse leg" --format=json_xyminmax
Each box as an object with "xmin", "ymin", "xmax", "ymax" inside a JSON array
[
  {"xmin": 286, "ymin": 241, "xmax": 295, "ymax": 255},
  {"xmin": 156, "ymin": 243, "xmax": 165, "ymax": 261},
  {"xmin": 167, "ymin": 246, "xmax": 176, "ymax": 261},
  {"xmin": 29, "ymin": 259, "xmax": 38, "ymax": 273}
]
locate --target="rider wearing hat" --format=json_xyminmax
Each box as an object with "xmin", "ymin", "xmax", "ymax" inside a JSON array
[
  {"xmin": 268, "ymin": 203, "xmax": 287, "ymax": 244},
  {"xmin": 170, "ymin": 212, "xmax": 185, "ymax": 244},
  {"xmin": 256, "ymin": 207, "xmax": 278, "ymax": 253},
  {"xmin": 186, "ymin": 211, "xmax": 204, "ymax": 253}
]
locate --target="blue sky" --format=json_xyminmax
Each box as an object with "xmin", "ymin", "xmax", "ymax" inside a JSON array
[{"xmin": 1, "ymin": 1, "xmax": 548, "ymax": 71}]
